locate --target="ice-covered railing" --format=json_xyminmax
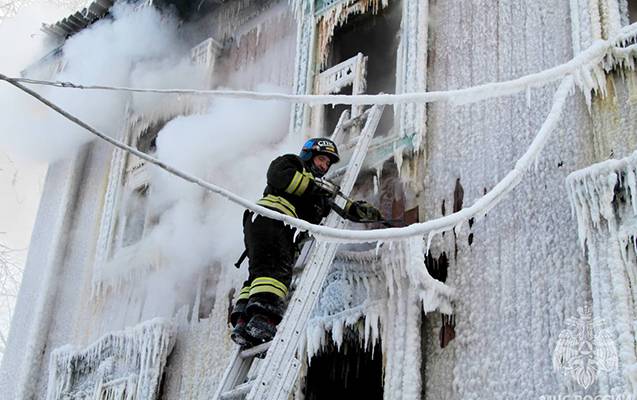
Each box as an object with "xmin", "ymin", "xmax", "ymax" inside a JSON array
[
  {"xmin": 1, "ymin": 23, "xmax": 636, "ymax": 245},
  {"xmin": 46, "ymin": 318, "xmax": 175, "ymax": 400}
]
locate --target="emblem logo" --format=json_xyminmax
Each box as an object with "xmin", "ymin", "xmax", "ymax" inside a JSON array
[{"xmin": 552, "ymin": 304, "xmax": 618, "ymax": 390}]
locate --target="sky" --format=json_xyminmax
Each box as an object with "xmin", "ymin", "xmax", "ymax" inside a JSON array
[{"xmin": 0, "ymin": 1, "xmax": 73, "ymax": 358}]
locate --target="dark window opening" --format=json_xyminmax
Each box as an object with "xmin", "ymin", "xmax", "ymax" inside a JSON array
[
  {"xmin": 323, "ymin": 1, "xmax": 401, "ymax": 137},
  {"xmin": 137, "ymin": 120, "xmax": 167, "ymax": 154},
  {"xmin": 304, "ymin": 327, "xmax": 383, "ymax": 400},
  {"xmin": 122, "ymin": 184, "xmax": 149, "ymax": 247},
  {"xmin": 439, "ymin": 314, "xmax": 456, "ymax": 349},
  {"xmin": 425, "ymin": 251, "xmax": 448, "ymax": 283},
  {"xmin": 629, "ymin": 0, "xmax": 637, "ymax": 23}
]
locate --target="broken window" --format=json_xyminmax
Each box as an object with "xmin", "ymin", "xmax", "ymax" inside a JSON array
[
  {"xmin": 321, "ymin": 1, "xmax": 401, "ymax": 137},
  {"xmin": 304, "ymin": 329, "xmax": 383, "ymax": 399},
  {"xmin": 310, "ymin": 0, "xmax": 400, "ymax": 140}
]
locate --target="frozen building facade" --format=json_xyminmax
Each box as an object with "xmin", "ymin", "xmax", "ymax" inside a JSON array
[{"xmin": 1, "ymin": 0, "xmax": 637, "ymax": 399}]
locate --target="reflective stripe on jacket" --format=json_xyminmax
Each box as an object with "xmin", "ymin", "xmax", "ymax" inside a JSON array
[{"xmin": 256, "ymin": 194, "xmax": 298, "ymax": 218}]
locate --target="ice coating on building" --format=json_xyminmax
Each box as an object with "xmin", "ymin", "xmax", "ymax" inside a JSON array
[{"xmin": 1, "ymin": 0, "xmax": 636, "ymax": 399}]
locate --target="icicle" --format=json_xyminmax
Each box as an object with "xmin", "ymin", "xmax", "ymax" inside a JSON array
[
  {"xmin": 316, "ymin": 0, "xmax": 390, "ymax": 66},
  {"xmin": 425, "ymin": 231, "xmax": 435, "ymax": 255},
  {"xmin": 526, "ymin": 85, "xmax": 532, "ymax": 108},
  {"xmin": 454, "ymin": 219, "xmax": 465, "ymax": 235},
  {"xmin": 373, "ymin": 173, "xmax": 379, "ymax": 196},
  {"xmin": 393, "ymin": 142, "xmax": 404, "ymax": 172},
  {"xmin": 46, "ymin": 319, "xmax": 175, "ymax": 400}
]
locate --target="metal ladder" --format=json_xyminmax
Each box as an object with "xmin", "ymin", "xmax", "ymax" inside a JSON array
[{"xmin": 213, "ymin": 104, "xmax": 385, "ymax": 400}]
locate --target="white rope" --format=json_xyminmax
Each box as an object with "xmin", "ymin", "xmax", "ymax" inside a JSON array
[
  {"xmin": 7, "ymin": 39, "xmax": 607, "ymax": 106},
  {"xmin": 0, "ymin": 73, "xmax": 574, "ymax": 243}
]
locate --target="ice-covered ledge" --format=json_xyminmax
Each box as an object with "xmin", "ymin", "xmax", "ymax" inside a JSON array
[
  {"xmin": 566, "ymin": 151, "xmax": 637, "ymax": 397},
  {"xmin": 46, "ymin": 318, "xmax": 175, "ymax": 400}
]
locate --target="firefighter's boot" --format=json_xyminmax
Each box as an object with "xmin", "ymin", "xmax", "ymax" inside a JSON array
[
  {"xmin": 245, "ymin": 314, "xmax": 278, "ymax": 343},
  {"xmin": 230, "ymin": 300, "xmax": 258, "ymax": 347},
  {"xmin": 245, "ymin": 294, "xmax": 284, "ymax": 343}
]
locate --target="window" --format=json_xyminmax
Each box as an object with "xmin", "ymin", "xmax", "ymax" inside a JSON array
[
  {"xmin": 110, "ymin": 119, "xmax": 167, "ymax": 255},
  {"xmin": 47, "ymin": 320, "xmax": 174, "ymax": 400},
  {"xmin": 312, "ymin": 1, "xmax": 401, "ymax": 138},
  {"xmin": 324, "ymin": 2, "xmax": 400, "ymax": 136},
  {"xmin": 121, "ymin": 184, "xmax": 149, "ymax": 248}
]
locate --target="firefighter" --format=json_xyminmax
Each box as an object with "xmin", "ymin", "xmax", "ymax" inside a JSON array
[{"xmin": 230, "ymin": 137, "xmax": 382, "ymax": 346}]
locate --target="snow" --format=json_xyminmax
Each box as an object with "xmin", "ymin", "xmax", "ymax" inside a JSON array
[{"xmin": 46, "ymin": 318, "xmax": 174, "ymax": 400}]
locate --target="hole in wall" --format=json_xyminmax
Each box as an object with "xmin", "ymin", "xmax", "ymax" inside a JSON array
[{"xmin": 304, "ymin": 328, "xmax": 383, "ymax": 399}]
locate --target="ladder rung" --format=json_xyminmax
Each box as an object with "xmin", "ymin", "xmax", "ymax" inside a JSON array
[
  {"xmin": 220, "ymin": 380, "xmax": 255, "ymax": 400},
  {"xmin": 239, "ymin": 341, "xmax": 271, "ymax": 359}
]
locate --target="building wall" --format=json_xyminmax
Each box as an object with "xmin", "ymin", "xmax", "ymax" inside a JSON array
[
  {"xmin": 421, "ymin": 1, "xmax": 634, "ymax": 398},
  {"xmin": 3, "ymin": 0, "xmax": 637, "ymax": 399}
]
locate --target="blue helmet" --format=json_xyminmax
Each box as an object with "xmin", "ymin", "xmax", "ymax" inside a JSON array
[{"xmin": 299, "ymin": 138, "xmax": 340, "ymax": 164}]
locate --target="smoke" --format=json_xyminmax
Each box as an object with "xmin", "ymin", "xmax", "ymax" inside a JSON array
[
  {"xmin": 0, "ymin": 3, "xmax": 207, "ymax": 162},
  {"xmin": 136, "ymin": 90, "xmax": 299, "ymax": 314},
  {"xmin": 1, "ymin": 3, "xmax": 301, "ymax": 319}
]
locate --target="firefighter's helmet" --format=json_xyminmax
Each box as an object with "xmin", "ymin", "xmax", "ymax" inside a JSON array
[{"xmin": 299, "ymin": 138, "xmax": 340, "ymax": 164}]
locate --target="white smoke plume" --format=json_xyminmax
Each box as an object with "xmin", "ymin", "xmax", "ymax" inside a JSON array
[
  {"xmin": 1, "ymin": 2, "xmax": 302, "ymax": 321},
  {"xmin": 136, "ymin": 91, "xmax": 299, "ymax": 314},
  {"xmin": 0, "ymin": 3, "xmax": 207, "ymax": 161}
]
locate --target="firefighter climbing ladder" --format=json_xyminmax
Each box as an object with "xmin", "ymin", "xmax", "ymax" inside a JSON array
[{"xmin": 213, "ymin": 103, "xmax": 384, "ymax": 400}]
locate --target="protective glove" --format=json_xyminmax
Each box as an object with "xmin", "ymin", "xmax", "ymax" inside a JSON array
[
  {"xmin": 307, "ymin": 179, "xmax": 335, "ymax": 198},
  {"xmin": 347, "ymin": 200, "xmax": 383, "ymax": 223}
]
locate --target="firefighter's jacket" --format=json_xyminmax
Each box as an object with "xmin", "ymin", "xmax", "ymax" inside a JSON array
[{"xmin": 256, "ymin": 154, "xmax": 335, "ymax": 224}]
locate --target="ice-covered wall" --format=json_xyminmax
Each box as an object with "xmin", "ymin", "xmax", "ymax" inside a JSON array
[
  {"xmin": 419, "ymin": 1, "xmax": 625, "ymax": 398},
  {"xmin": 567, "ymin": 152, "xmax": 637, "ymax": 397},
  {"xmin": 589, "ymin": 71, "xmax": 637, "ymax": 161},
  {"xmin": 7, "ymin": 1, "xmax": 637, "ymax": 399},
  {"xmin": 0, "ymin": 148, "xmax": 89, "ymax": 399},
  {"xmin": 215, "ymin": 2, "xmax": 297, "ymax": 90}
]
